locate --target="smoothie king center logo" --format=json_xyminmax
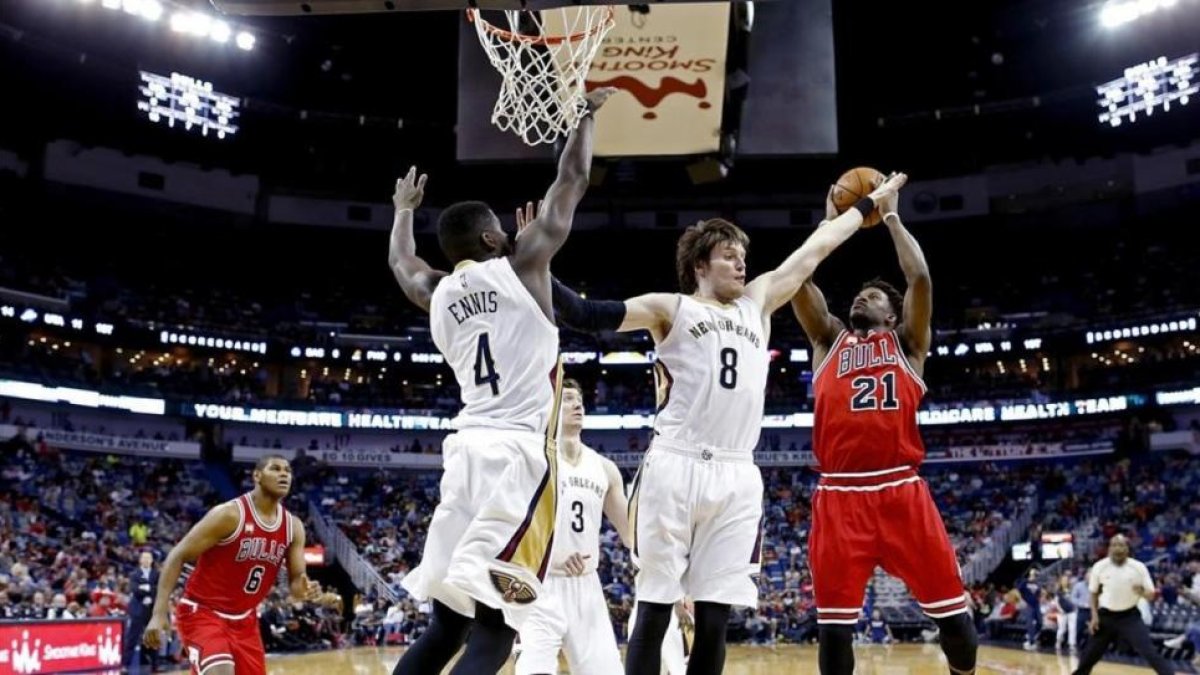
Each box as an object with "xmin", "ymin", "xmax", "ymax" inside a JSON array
[
  {"xmin": 7, "ymin": 626, "xmax": 122, "ymax": 672},
  {"xmin": 586, "ymin": 36, "xmax": 717, "ymax": 120}
]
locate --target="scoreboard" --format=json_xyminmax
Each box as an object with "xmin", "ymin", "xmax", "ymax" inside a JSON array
[
  {"xmin": 1097, "ymin": 53, "xmax": 1197, "ymax": 127},
  {"xmin": 137, "ymin": 70, "xmax": 240, "ymax": 139}
]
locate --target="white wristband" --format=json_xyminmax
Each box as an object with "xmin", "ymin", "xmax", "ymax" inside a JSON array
[{"xmin": 882, "ymin": 212, "xmax": 900, "ymax": 223}]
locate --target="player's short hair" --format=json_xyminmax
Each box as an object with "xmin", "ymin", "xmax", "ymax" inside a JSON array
[
  {"xmin": 255, "ymin": 454, "xmax": 290, "ymax": 472},
  {"xmin": 562, "ymin": 378, "xmax": 583, "ymax": 399},
  {"xmin": 675, "ymin": 218, "xmax": 750, "ymax": 294},
  {"xmin": 862, "ymin": 277, "xmax": 904, "ymax": 322},
  {"xmin": 437, "ymin": 201, "xmax": 494, "ymax": 264}
]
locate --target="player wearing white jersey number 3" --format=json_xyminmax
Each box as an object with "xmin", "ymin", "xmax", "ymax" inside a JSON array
[
  {"xmin": 514, "ymin": 378, "xmax": 630, "ymax": 675},
  {"xmin": 387, "ymin": 87, "xmax": 615, "ymax": 675},
  {"xmin": 551, "ymin": 173, "xmax": 909, "ymax": 675}
]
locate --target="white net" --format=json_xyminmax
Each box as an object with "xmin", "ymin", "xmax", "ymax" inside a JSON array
[{"xmin": 468, "ymin": 7, "xmax": 615, "ymax": 146}]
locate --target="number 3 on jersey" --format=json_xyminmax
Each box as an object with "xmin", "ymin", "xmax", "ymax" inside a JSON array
[
  {"xmin": 571, "ymin": 500, "xmax": 584, "ymax": 533},
  {"xmin": 474, "ymin": 332, "xmax": 500, "ymax": 396}
]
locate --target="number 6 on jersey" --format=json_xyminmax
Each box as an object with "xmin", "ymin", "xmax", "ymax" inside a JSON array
[{"xmin": 243, "ymin": 565, "xmax": 266, "ymax": 594}]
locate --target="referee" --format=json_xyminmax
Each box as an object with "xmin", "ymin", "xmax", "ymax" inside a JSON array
[{"xmin": 1072, "ymin": 534, "xmax": 1174, "ymax": 675}]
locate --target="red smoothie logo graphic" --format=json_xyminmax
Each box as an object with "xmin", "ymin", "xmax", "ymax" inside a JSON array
[{"xmin": 586, "ymin": 43, "xmax": 716, "ymax": 119}]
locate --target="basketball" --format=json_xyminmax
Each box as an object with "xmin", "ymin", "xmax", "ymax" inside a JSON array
[{"xmin": 831, "ymin": 166, "xmax": 884, "ymax": 227}]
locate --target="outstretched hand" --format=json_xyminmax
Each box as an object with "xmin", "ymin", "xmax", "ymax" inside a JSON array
[
  {"xmin": 515, "ymin": 200, "xmax": 542, "ymax": 240},
  {"xmin": 868, "ymin": 171, "xmax": 907, "ymax": 208},
  {"xmin": 584, "ymin": 86, "xmax": 618, "ymax": 112},
  {"xmin": 393, "ymin": 166, "xmax": 428, "ymax": 211}
]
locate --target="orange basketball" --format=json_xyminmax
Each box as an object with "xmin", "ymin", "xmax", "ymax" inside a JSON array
[{"xmin": 831, "ymin": 166, "xmax": 884, "ymax": 227}]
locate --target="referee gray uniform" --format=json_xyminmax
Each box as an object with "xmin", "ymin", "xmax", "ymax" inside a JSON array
[{"xmin": 1072, "ymin": 536, "xmax": 1173, "ymax": 675}]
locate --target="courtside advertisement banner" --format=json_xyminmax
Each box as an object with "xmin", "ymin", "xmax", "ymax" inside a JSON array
[
  {"xmin": 586, "ymin": 3, "xmax": 730, "ymax": 156},
  {"xmin": 0, "ymin": 619, "xmax": 123, "ymax": 674}
]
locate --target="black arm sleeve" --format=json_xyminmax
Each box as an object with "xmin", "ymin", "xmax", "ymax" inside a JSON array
[{"xmin": 551, "ymin": 276, "xmax": 626, "ymax": 333}]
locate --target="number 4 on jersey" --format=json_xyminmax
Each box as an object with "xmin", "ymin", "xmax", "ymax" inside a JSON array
[{"xmin": 474, "ymin": 332, "xmax": 500, "ymax": 396}]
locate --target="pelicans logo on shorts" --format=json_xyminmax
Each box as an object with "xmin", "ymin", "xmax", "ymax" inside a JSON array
[{"xmin": 489, "ymin": 569, "xmax": 538, "ymax": 605}]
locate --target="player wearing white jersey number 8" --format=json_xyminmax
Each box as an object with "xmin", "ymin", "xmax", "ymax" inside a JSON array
[
  {"xmin": 387, "ymin": 87, "xmax": 615, "ymax": 675},
  {"xmin": 548, "ymin": 172, "xmax": 909, "ymax": 675},
  {"xmin": 513, "ymin": 378, "xmax": 630, "ymax": 675}
]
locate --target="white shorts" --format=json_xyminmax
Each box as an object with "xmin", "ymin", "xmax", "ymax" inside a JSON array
[
  {"xmin": 401, "ymin": 428, "xmax": 557, "ymax": 630},
  {"xmin": 628, "ymin": 440, "xmax": 763, "ymax": 608},
  {"xmin": 628, "ymin": 601, "xmax": 691, "ymax": 675},
  {"xmin": 514, "ymin": 572, "xmax": 622, "ymax": 675}
]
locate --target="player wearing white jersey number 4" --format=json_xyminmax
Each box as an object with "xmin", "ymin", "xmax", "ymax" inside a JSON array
[
  {"xmin": 514, "ymin": 378, "xmax": 630, "ymax": 675},
  {"xmin": 387, "ymin": 87, "xmax": 615, "ymax": 675},
  {"xmin": 549, "ymin": 173, "xmax": 908, "ymax": 675}
]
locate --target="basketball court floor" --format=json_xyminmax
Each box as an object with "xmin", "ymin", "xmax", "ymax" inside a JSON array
[{"xmin": 162, "ymin": 644, "xmax": 1180, "ymax": 674}]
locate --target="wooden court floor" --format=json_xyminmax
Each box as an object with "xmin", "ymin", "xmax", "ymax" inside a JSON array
[{"xmin": 163, "ymin": 643, "xmax": 1180, "ymax": 673}]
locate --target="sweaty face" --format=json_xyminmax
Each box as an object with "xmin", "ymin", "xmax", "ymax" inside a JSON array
[
  {"xmin": 849, "ymin": 286, "xmax": 896, "ymax": 331},
  {"xmin": 561, "ymin": 388, "xmax": 585, "ymax": 431},
  {"xmin": 698, "ymin": 240, "xmax": 747, "ymax": 300},
  {"xmin": 255, "ymin": 459, "xmax": 293, "ymax": 497}
]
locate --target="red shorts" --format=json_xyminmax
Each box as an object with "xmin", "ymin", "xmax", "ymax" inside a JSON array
[
  {"xmin": 176, "ymin": 599, "xmax": 265, "ymax": 675},
  {"xmin": 809, "ymin": 467, "xmax": 969, "ymax": 625}
]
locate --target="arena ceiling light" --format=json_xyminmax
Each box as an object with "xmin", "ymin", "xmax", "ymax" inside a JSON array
[
  {"xmin": 166, "ymin": 12, "xmax": 256, "ymax": 48},
  {"xmin": 81, "ymin": 0, "xmax": 257, "ymax": 50},
  {"xmin": 1099, "ymin": 0, "xmax": 1183, "ymax": 29}
]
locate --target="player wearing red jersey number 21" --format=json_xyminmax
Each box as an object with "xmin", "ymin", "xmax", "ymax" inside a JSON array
[
  {"xmin": 790, "ymin": 182, "xmax": 978, "ymax": 675},
  {"xmin": 142, "ymin": 455, "xmax": 329, "ymax": 675}
]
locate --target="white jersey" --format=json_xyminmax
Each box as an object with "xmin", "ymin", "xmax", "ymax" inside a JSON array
[
  {"xmin": 652, "ymin": 295, "xmax": 769, "ymax": 452},
  {"xmin": 552, "ymin": 444, "xmax": 609, "ymax": 575},
  {"xmin": 430, "ymin": 258, "xmax": 559, "ymax": 432}
]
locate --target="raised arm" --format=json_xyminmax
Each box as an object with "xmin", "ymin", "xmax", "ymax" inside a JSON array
[
  {"xmin": 746, "ymin": 173, "xmax": 908, "ymax": 315},
  {"xmin": 879, "ymin": 195, "xmax": 932, "ymax": 362},
  {"xmin": 791, "ymin": 281, "xmax": 846, "ymax": 370},
  {"xmin": 601, "ymin": 458, "xmax": 632, "ymax": 549},
  {"xmin": 142, "ymin": 503, "xmax": 240, "ymax": 650},
  {"xmin": 388, "ymin": 166, "xmax": 446, "ymax": 312},
  {"xmin": 510, "ymin": 88, "xmax": 615, "ymax": 282}
]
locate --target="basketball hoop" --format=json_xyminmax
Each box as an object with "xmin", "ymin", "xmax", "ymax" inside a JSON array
[{"xmin": 467, "ymin": 7, "xmax": 615, "ymax": 146}]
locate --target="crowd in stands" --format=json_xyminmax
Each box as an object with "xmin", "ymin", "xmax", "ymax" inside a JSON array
[
  {"xmin": 5, "ymin": 330, "xmax": 1199, "ymax": 436},
  {"xmin": 0, "ymin": 435, "xmax": 342, "ymax": 671},
  {"xmin": 4, "ymin": 195, "xmax": 1200, "ymax": 417},
  {"xmin": 3, "ymin": 402, "xmax": 1199, "ymax": 672},
  {"xmin": 960, "ymin": 451, "xmax": 1200, "ymax": 666}
]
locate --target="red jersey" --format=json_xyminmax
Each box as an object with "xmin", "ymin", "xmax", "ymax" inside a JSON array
[
  {"xmin": 182, "ymin": 493, "xmax": 293, "ymax": 616},
  {"xmin": 811, "ymin": 329, "xmax": 927, "ymax": 473}
]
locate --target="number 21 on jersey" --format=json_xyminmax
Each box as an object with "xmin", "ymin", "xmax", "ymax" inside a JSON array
[{"xmin": 850, "ymin": 372, "xmax": 898, "ymax": 411}]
